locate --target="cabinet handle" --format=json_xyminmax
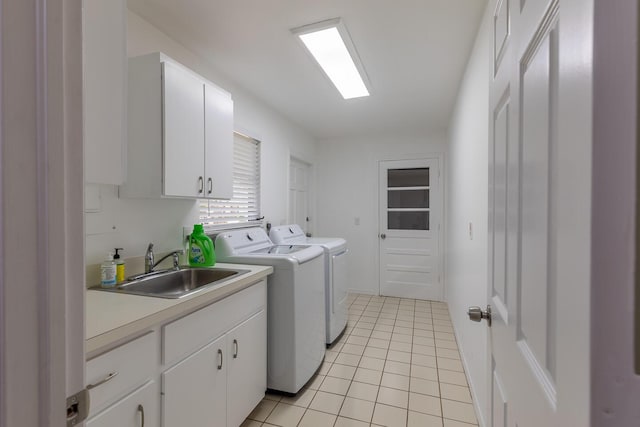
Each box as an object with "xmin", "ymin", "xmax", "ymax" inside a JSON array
[
  {"xmin": 86, "ymin": 371, "xmax": 118, "ymax": 390},
  {"xmin": 217, "ymin": 348, "xmax": 223, "ymax": 370},
  {"xmin": 198, "ymin": 176, "xmax": 204, "ymax": 194},
  {"xmin": 233, "ymin": 339, "xmax": 238, "ymax": 358},
  {"xmin": 137, "ymin": 404, "xmax": 145, "ymax": 427},
  {"xmin": 207, "ymin": 177, "xmax": 213, "ymax": 194}
]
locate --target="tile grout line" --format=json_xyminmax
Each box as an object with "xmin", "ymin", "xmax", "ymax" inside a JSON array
[
  {"xmin": 337, "ymin": 294, "xmax": 377, "ymax": 426},
  {"xmin": 367, "ymin": 296, "xmax": 384, "ymax": 425},
  {"xmin": 432, "ymin": 300, "xmax": 446, "ymax": 425},
  {"xmin": 252, "ymin": 295, "xmax": 478, "ymax": 427},
  {"xmin": 372, "ymin": 295, "xmax": 392, "ymax": 425}
]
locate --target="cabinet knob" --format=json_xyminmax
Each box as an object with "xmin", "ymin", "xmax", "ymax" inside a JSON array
[
  {"xmin": 233, "ymin": 339, "xmax": 238, "ymax": 358},
  {"xmin": 207, "ymin": 177, "xmax": 213, "ymax": 194},
  {"xmin": 198, "ymin": 176, "xmax": 204, "ymax": 194},
  {"xmin": 217, "ymin": 348, "xmax": 223, "ymax": 370}
]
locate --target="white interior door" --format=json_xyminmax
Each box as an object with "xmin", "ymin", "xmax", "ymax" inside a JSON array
[
  {"xmin": 289, "ymin": 157, "xmax": 311, "ymax": 234},
  {"xmin": 378, "ymin": 159, "xmax": 442, "ymax": 300},
  {"xmin": 485, "ymin": 0, "xmax": 592, "ymax": 425}
]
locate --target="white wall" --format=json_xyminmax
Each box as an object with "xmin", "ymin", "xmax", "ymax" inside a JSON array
[
  {"xmin": 315, "ymin": 132, "xmax": 447, "ymax": 295},
  {"xmin": 445, "ymin": 3, "xmax": 490, "ymax": 426},
  {"xmin": 85, "ymin": 11, "xmax": 317, "ymax": 268}
]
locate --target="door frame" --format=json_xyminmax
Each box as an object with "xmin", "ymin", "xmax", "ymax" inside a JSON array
[
  {"xmin": 376, "ymin": 154, "xmax": 445, "ymax": 299},
  {"xmin": 0, "ymin": 0, "xmax": 85, "ymax": 426},
  {"xmin": 591, "ymin": 0, "xmax": 640, "ymax": 424},
  {"xmin": 287, "ymin": 155, "xmax": 314, "ymax": 235}
]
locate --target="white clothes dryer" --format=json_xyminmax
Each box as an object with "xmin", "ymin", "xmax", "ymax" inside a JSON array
[
  {"xmin": 269, "ymin": 224, "xmax": 348, "ymax": 345},
  {"xmin": 215, "ymin": 227, "xmax": 325, "ymax": 394}
]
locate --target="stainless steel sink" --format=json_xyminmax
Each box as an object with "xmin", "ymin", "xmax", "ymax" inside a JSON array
[{"xmin": 94, "ymin": 267, "xmax": 250, "ymax": 299}]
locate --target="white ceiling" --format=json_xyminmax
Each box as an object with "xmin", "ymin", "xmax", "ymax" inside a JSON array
[{"xmin": 127, "ymin": 0, "xmax": 487, "ymax": 140}]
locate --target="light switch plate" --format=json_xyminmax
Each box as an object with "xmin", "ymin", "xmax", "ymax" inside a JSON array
[{"xmin": 84, "ymin": 183, "xmax": 101, "ymax": 213}]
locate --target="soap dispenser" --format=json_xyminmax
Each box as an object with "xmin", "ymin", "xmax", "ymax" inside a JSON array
[
  {"xmin": 113, "ymin": 248, "xmax": 125, "ymax": 282},
  {"xmin": 100, "ymin": 252, "xmax": 117, "ymax": 287}
]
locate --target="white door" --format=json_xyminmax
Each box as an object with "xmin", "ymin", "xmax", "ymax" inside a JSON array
[
  {"xmin": 378, "ymin": 159, "xmax": 442, "ymax": 300},
  {"xmin": 484, "ymin": 0, "xmax": 592, "ymax": 425},
  {"xmin": 289, "ymin": 157, "xmax": 311, "ymax": 234}
]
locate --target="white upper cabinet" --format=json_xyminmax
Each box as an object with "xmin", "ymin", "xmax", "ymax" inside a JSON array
[
  {"xmin": 162, "ymin": 61, "xmax": 205, "ymax": 197},
  {"xmin": 205, "ymin": 84, "xmax": 234, "ymax": 199},
  {"xmin": 83, "ymin": 0, "xmax": 127, "ymax": 185},
  {"xmin": 120, "ymin": 52, "xmax": 234, "ymax": 200}
]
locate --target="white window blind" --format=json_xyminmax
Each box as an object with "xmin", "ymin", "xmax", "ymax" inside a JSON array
[{"xmin": 199, "ymin": 133, "xmax": 261, "ymax": 228}]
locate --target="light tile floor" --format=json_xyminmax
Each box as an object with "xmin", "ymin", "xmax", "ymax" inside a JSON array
[{"xmin": 242, "ymin": 294, "xmax": 479, "ymax": 427}]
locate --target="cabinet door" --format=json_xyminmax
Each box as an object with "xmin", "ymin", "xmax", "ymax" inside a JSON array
[
  {"xmin": 162, "ymin": 336, "xmax": 226, "ymax": 427},
  {"xmin": 226, "ymin": 310, "xmax": 267, "ymax": 427},
  {"xmin": 204, "ymin": 84, "xmax": 234, "ymax": 200},
  {"xmin": 87, "ymin": 380, "xmax": 159, "ymax": 427},
  {"xmin": 162, "ymin": 61, "xmax": 205, "ymax": 198},
  {"xmin": 83, "ymin": 0, "xmax": 126, "ymax": 185}
]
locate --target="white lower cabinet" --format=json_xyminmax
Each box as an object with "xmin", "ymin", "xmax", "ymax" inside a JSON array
[
  {"xmin": 162, "ymin": 336, "xmax": 227, "ymax": 427},
  {"xmin": 87, "ymin": 381, "xmax": 159, "ymax": 427},
  {"xmin": 86, "ymin": 279, "xmax": 267, "ymax": 427},
  {"xmin": 86, "ymin": 331, "xmax": 159, "ymax": 416},
  {"xmin": 162, "ymin": 308, "xmax": 267, "ymax": 427},
  {"xmin": 227, "ymin": 310, "xmax": 267, "ymax": 427}
]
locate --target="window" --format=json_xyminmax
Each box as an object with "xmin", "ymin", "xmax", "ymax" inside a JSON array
[
  {"xmin": 199, "ymin": 133, "xmax": 261, "ymax": 228},
  {"xmin": 386, "ymin": 167, "xmax": 430, "ymax": 230}
]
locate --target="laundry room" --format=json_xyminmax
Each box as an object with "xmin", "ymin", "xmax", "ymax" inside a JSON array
[
  {"xmin": 81, "ymin": 2, "xmax": 488, "ymax": 424},
  {"xmin": 4, "ymin": 0, "xmax": 599, "ymax": 425}
]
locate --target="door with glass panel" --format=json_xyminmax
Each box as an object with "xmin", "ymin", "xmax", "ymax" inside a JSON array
[{"xmin": 378, "ymin": 159, "xmax": 442, "ymax": 300}]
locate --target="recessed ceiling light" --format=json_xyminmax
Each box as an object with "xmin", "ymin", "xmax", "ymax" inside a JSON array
[{"xmin": 292, "ymin": 18, "xmax": 370, "ymax": 100}]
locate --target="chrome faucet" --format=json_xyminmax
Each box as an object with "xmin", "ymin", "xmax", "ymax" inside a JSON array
[{"xmin": 145, "ymin": 243, "xmax": 184, "ymax": 273}]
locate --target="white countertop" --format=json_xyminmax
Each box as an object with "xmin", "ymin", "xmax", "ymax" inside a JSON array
[{"xmin": 86, "ymin": 263, "xmax": 272, "ymax": 357}]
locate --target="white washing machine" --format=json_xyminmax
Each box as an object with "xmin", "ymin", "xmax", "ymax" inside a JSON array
[
  {"xmin": 215, "ymin": 227, "xmax": 326, "ymax": 394},
  {"xmin": 270, "ymin": 224, "xmax": 348, "ymax": 345}
]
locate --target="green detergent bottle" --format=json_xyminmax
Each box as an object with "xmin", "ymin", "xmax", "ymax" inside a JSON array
[{"xmin": 189, "ymin": 224, "xmax": 215, "ymax": 267}]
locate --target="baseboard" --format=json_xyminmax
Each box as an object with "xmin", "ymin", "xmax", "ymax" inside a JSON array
[
  {"xmin": 446, "ymin": 301, "xmax": 488, "ymax": 427},
  {"xmin": 347, "ymin": 288, "xmax": 378, "ymax": 296}
]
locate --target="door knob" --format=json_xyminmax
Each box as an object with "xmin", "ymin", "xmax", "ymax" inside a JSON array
[
  {"xmin": 467, "ymin": 305, "xmax": 492, "ymax": 327},
  {"xmin": 380, "ymin": 233, "xmax": 386, "ymax": 240}
]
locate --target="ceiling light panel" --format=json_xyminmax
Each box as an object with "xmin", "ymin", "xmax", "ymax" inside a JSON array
[{"xmin": 293, "ymin": 19, "xmax": 370, "ymax": 100}]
